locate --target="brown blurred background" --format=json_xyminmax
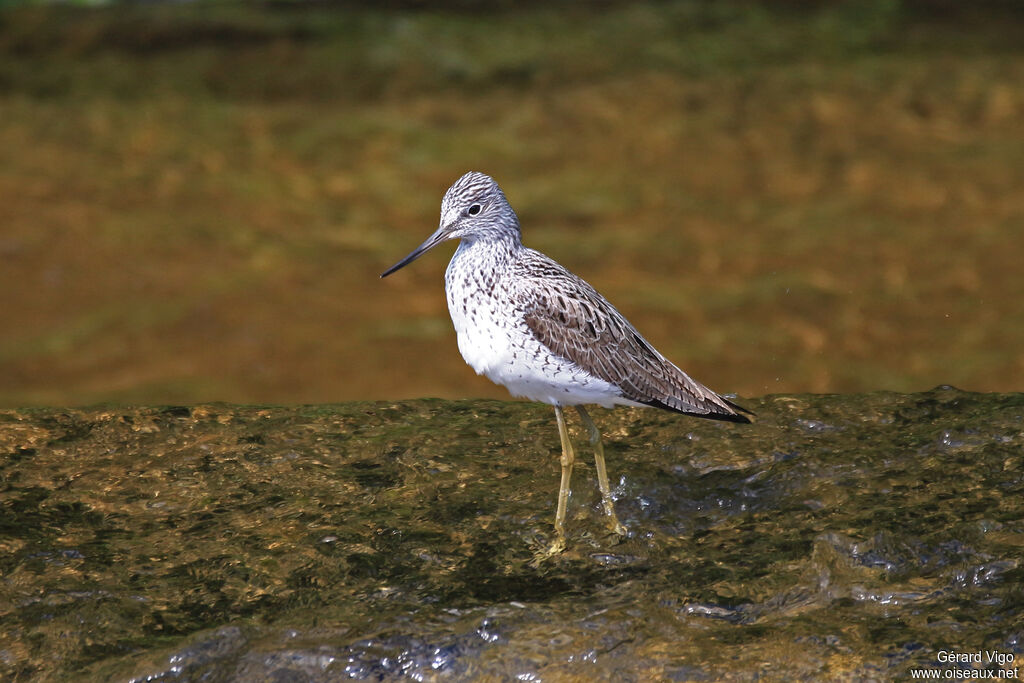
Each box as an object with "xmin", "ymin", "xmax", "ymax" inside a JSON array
[{"xmin": 1, "ymin": 1, "xmax": 1022, "ymax": 407}]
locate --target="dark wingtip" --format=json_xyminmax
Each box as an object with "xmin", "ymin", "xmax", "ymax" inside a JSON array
[
  {"xmin": 723, "ymin": 397, "xmax": 756, "ymax": 423},
  {"xmin": 641, "ymin": 397, "xmax": 754, "ymax": 424}
]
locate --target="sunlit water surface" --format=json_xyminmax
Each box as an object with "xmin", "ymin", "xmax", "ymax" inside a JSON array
[{"xmin": 1, "ymin": 388, "xmax": 1021, "ymax": 681}]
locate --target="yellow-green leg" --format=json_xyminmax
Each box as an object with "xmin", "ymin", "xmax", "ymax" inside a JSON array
[
  {"xmin": 575, "ymin": 405, "xmax": 627, "ymax": 536},
  {"xmin": 547, "ymin": 404, "xmax": 575, "ymax": 555}
]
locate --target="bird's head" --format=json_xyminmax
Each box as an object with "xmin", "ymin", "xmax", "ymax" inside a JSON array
[{"xmin": 381, "ymin": 171, "xmax": 520, "ymax": 278}]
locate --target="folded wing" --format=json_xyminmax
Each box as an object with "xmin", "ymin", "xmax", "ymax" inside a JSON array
[{"xmin": 516, "ymin": 253, "xmax": 751, "ymax": 423}]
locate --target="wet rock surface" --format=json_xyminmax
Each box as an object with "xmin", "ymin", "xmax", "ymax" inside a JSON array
[{"xmin": 1, "ymin": 388, "xmax": 1022, "ymax": 681}]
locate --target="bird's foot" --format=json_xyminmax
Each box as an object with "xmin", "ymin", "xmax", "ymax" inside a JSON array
[
  {"xmin": 601, "ymin": 506, "xmax": 627, "ymax": 538},
  {"xmin": 608, "ymin": 520, "xmax": 628, "ymax": 538},
  {"xmin": 530, "ymin": 535, "xmax": 566, "ymax": 566}
]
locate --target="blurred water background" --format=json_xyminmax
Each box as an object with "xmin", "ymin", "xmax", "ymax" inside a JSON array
[{"xmin": 1, "ymin": 0, "xmax": 1022, "ymax": 407}]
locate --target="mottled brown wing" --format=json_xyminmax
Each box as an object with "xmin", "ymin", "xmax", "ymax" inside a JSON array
[{"xmin": 516, "ymin": 251, "xmax": 751, "ymax": 422}]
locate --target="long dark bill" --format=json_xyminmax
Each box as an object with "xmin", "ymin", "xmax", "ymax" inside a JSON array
[{"xmin": 380, "ymin": 228, "xmax": 449, "ymax": 278}]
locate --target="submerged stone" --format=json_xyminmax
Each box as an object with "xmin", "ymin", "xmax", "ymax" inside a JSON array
[{"xmin": 0, "ymin": 389, "xmax": 1021, "ymax": 681}]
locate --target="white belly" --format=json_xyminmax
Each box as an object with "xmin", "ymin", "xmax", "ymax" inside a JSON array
[{"xmin": 445, "ymin": 244, "xmax": 631, "ymax": 408}]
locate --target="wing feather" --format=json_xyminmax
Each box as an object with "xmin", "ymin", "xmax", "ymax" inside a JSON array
[{"xmin": 515, "ymin": 251, "xmax": 751, "ymax": 422}]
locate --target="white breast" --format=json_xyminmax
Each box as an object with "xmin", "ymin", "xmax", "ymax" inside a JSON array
[{"xmin": 444, "ymin": 240, "xmax": 631, "ymax": 409}]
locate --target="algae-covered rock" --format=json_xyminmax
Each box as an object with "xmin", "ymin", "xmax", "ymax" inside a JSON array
[{"xmin": 1, "ymin": 389, "xmax": 1021, "ymax": 681}]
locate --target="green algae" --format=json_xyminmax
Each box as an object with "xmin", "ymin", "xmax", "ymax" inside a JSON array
[{"xmin": 0, "ymin": 389, "xmax": 1021, "ymax": 681}]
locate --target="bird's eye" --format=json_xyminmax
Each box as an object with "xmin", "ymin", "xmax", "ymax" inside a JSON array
[{"xmin": 467, "ymin": 204, "xmax": 482, "ymax": 216}]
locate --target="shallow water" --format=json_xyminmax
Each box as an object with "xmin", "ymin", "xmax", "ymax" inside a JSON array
[{"xmin": 1, "ymin": 388, "xmax": 1022, "ymax": 681}]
